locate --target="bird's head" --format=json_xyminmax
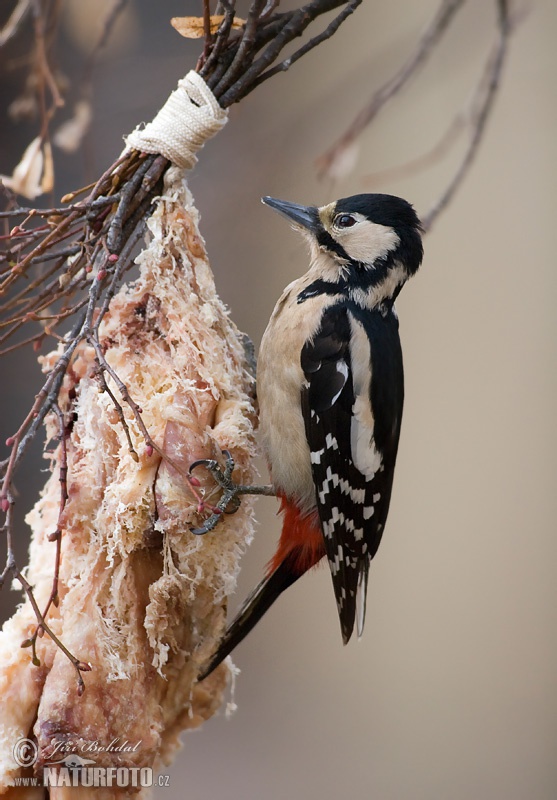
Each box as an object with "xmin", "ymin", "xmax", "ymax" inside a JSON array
[{"xmin": 262, "ymin": 193, "xmax": 423, "ymax": 306}]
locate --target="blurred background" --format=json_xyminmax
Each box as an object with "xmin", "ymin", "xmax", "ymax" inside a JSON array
[{"xmin": 1, "ymin": 1, "xmax": 556, "ymax": 798}]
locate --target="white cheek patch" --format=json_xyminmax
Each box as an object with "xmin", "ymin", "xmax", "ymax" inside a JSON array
[{"xmin": 338, "ymin": 220, "xmax": 400, "ymax": 265}]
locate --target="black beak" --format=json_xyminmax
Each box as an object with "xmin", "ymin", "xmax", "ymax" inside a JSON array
[{"xmin": 262, "ymin": 196, "xmax": 318, "ymax": 232}]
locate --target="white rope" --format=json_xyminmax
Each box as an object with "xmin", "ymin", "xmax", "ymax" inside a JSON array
[{"xmin": 125, "ymin": 71, "xmax": 228, "ymax": 170}]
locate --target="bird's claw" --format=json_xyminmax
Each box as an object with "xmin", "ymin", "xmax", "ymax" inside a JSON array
[
  {"xmin": 190, "ymin": 450, "xmax": 236, "ymax": 490},
  {"xmin": 189, "ymin": 450, "xmax": 243, "ymax": 535}
]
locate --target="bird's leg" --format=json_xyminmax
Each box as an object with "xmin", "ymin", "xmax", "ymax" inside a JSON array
[{"xmin": 189, "ymin": 450, "xmax": 275, "ymax": 534}]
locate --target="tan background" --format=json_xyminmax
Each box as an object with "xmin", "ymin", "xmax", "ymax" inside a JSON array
[{"xmin": 1, "ymin": 1, "xmax": 556, "ymax": 798}]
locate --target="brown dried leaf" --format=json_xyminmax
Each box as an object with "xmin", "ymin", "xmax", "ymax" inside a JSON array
[{"xmin": 171, "ymin": 15, "xmax": 245, "ymax": 39}]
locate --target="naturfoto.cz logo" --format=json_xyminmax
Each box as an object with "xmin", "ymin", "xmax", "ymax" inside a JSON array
[{"xmin": 12, "ymin": 738, "xmax": 170, "ymax": 789}]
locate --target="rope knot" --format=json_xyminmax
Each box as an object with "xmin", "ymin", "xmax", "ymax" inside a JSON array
[{"xmin": 125, "ymin": 71, "xmax": 227, "ymax": 170}]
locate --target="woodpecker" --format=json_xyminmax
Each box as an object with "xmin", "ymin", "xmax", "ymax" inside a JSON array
[{"xmin": 196, "ymin": 193, "xmax": 423, "ymax": 680}]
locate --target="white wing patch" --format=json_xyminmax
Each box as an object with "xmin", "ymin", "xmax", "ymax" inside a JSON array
[
  {"xmin": 350, "ymin": 411, "xmax": 382, "ymax": 478},
  {"xmin": 348, "ymin": 313, "xmax": 383, "ymax": 479}
]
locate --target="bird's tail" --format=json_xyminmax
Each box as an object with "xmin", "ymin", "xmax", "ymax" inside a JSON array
[
  {"xmin": 197, "ymin": 497, "xmax": 325, "ymax": 681},
  {"xmin": 196, "ymin": 559, "xmax": 300, "ymax": 681}
]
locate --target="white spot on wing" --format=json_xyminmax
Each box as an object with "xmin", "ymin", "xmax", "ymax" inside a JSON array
[
  {"xmin": 337, "ymin": 361, "xmax": 349, "ymax": 378},
  {"xmin": 311, "ymin": 448, "xmax": 325, "ymax": 464},
  {"xmin": 329, "ymin": 544, "xmax": 344, "ymax": 576},
  {"xmin": 329, "ymin": 361, "xmax": 349, "ymax": 406},
  {"xmin": 331, "ymin": 506, "xmax": 344, "ymax": 525},
  {"xmin": 350, "ymin": 487, "xmax": 365, "ymax": 503},
  {"xmin": 318, "ymin": 478, "xmax": 330, "ymax": 504},
  {"xmin": 326, "ymin": 465, "xmax": 339, "ymax": 487},
  {"xmin": 325, "ymin": 433, "xmax": 339, "ymax": 451}
]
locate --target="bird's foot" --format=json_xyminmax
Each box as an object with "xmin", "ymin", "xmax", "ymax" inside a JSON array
[{"xmin": 189, "ymin": 450, "xmax": 274, "ymax": 534}]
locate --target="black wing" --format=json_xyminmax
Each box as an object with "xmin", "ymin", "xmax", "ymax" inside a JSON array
[{"xmin": 301, "ymin": 302, "xmax": 404, "ymax": 643}]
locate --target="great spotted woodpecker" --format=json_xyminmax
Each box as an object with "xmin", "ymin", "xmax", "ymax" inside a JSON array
[{"xmin": 195, "ymin": 193, "xmax": 423, "ymax": 680}]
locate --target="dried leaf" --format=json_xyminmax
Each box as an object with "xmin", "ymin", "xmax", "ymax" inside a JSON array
[
  {"xmin": 0, "ymin": 136, "xmax": 57, "ymax": 199},
  {"xmin": 53, "ymin": 100, "xmax": 92, "ymax": 153},
  {"xmin": 0, "ymin": 137, "xmax": 44, "ymax": 200},
  {"xmin": 171, "ymin": 15, "xmax": 245, "ymax": 39}
]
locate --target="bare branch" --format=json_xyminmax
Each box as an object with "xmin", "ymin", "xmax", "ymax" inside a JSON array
[
  {"xmin": 422, "ymin": 0, "xmax": 512, "ymax": 231},
  {"xmin": 316, "ymin": 0, "xmax": 467, "ymax": 178},
  {"xmin": 201, "ymin": 0, "xmax": 361, "ymax": 106},
  {"xmin": 362, "ymin": 115, "xmax": 466, "ymax": 187},
  {"xmin": 198, "ymin": 1, "xmax": 237, "ymax": 77},
  {"xmin": 0, "ymin": 0, "xmax": 31, "ymax": 47},
  {"xmin": 252, "ymin": 0, "xmax": 362, "ymax": 88},
  {"xmin": 82, "ymin": 0, "xmax": 130, "ymax": 81}
]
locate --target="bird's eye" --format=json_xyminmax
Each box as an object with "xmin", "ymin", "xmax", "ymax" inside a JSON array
[{"xmin": 335, "ymin": 214, "xmax": 356, "ymax": 229}]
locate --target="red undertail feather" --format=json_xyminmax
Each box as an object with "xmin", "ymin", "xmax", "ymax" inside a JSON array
[
  {"xmin": 267, "ymin": 494, "xmax": 325, "ymax": 576},
  {"xmin": 197, "ymin": 496, "xmax": 325, "ymax": 681}
]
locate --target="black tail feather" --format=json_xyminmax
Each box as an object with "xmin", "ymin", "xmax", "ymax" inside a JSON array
[{"xmin": 197, "ymin": 560, "xmax": 300, "ymax": 681}]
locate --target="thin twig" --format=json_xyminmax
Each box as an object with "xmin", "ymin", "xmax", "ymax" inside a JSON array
[
  {"xmin": 422, "ymin": 0, "xmax": 512, "ymax": 231},
  {"xmin": 316, "ymin": 0, "xmax": 467, "ymax": 178},
  {"xmin": 0, "ymin": 194, "xmax": 120, "ymax": 220},
  {"xmin": 252, "ymin": 0, "xmax": 361, "ymax": 88},
  {"xmin": 199, "ymin": 0, "xmax": 214, "ymax": 66},
  {"xmin": 31, "ymin": 0, "xmax": 64, "ymax": 110},
  {"xmin": 199, "ymin": 1, "xmax": 237, "ymax": 78},
  {"xmin": 18, "ymin": 568, "xmax": 91, "ymax": 697},
  {"xmin": 0, "ymin": 0, "xmax": 32, "ymax": 47},
  {"xmin": 213, "ymin": 0, "xmax": 268, "ymax": 97},
  {"xmin": 82, "ymin": 0, "xmax": 130, "ymax": 82},
  {"xmin": 225, "ymin": 1, "xmax": 353, "ymax": 105}
]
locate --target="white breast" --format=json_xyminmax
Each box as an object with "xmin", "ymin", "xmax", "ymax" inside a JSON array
[{"xmin": 257, "ymin": 277, "xmax": 338, "ymax": 513}]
